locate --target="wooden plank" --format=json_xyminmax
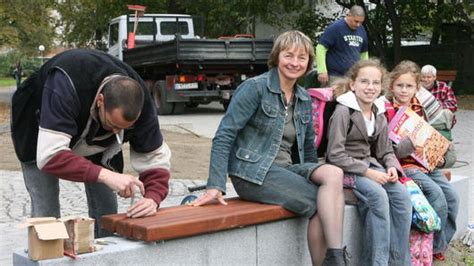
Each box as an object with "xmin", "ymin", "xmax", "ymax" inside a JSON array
[
  {"xmin": 115, "ymin": 205, "xmax": 191, "ymax": 237},
  {"xmin": 344, "ymin": 188, "xmax": 358, "ymax": 205},
  {"xmin": 132, "ymin": 199, "xmax": 295, "ymax": 241},
  {"xmin": 101, "ymin": 198, "xmax": 296, "ymax": 241},
  {"xmin": 100, "ymin": 206, "xmax": 189, "ymax": 236},
  {"xmin": 103, "ymin": 191, "xmax": 388, "ymax": 241},
  {"xmin": 102, "ymin": 204, "xmax": 193, "ymax": 237},
  {"xmin": 101, "ymin": 213, "xmax": 127, "ymax": 233}
]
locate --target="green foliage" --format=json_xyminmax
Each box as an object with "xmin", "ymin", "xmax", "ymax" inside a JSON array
[
  {"xmin": 0, "ymin": 0, "xmax": 56, "ymax": 55},
  {"xmin": 0, "ymin": 4, "xmax": 20, "ymax": 48},
  {"xmin": 0, "ymin": 51, "xmax": 42, "ymax": 78},
  {"xmin": 159, "ymin": 0, "xmax": 306, "ymax": 38},
  {"xmin": 291, "ymin": 8, "xmax": 337, "ymax": 43},
  {"xmin": 52, "ymin": 0, "xmax": 307, "ymax": 44},
  {"xmin": 2, "ymin": 0, "xmax": 472, "ymax": 59},
  {"xmin": 54, "ymin": 0, "xmax": 167, "ymax": 48}
]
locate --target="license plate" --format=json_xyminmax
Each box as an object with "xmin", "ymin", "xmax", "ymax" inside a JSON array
[{"xmin": 175, "ymin": 82, "xmax": 198, "ymax": 90}]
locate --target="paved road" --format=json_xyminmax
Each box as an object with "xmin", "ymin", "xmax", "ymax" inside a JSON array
[
  {"xmin": 0, "ymin": 86, "xmax": 15, "ymax": 103},
  {"xmin": 0, "ymin": 96, "xmax": 232, "ymax": 265},
  {"xmin": 0, "ymin": 88, "xmax": 472, "ymax": 265}
]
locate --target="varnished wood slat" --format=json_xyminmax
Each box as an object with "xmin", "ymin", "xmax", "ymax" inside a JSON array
[
  {"xmin": 343, "ymin": 188, "xmax": 358, "ymax": 205},
  {"xmin": 133, "ymin": 200, "xmax": 295, "ymax": 241},
  {"xmin": 103, "ymin": 193, "xmax": 378, "ymax": 242},
  {"xmin": 101, "ymin": 213, "xmax": 128, "ymax": 232},
  {"xmin": 114, "ymin": 198, "xmax": 247, "ymax": 237},
  {"xmin": 101, "ymin": 202, "xmax": 199, "ymax": 235},
  {"xmin": 102, "ymin": 198, "xmax": 296, "ymax": 241},
  {"xmin": 129, "ymin": 199, "xmax": 294, "ymax": 240}
]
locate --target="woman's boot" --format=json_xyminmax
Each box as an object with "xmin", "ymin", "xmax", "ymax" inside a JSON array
[{"xmin": 322, "ymin": 246, "xmax": 351, "ymax": 266}]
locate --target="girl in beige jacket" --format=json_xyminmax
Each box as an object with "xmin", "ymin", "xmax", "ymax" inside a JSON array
[{"xmin": 326, "ymin": 59, "xmax": 412, "ymax": 266}]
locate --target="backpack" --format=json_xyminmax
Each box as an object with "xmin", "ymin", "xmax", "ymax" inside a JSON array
[
  {"xmin": 11, "ymin": 72, "xmax": 43, "ymax": 162},
  {"xmin": 308, "ymin": 88, "xmax": 355, "ymax": 158}
]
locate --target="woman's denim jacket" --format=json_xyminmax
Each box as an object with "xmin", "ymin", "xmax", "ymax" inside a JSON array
[{"xmin": 207, "ymin": 68, "xmax": 317, "ymax": 193}]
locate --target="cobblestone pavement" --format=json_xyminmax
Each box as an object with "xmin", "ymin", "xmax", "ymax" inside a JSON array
[
  {"xmin": 0, "ymin": 174, "xmax": 238, "ymax": 265},
  {"xmin": 0, "ymin": 110, "xmax": 472, "ymax": 266}
]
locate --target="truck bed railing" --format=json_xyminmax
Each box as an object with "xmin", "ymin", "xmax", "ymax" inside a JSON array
[{"xmin": 123, "ymin": 37, "xmax": 273, "ymax": 71}]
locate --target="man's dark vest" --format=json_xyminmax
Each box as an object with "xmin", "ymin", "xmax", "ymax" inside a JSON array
[{"xmin": 11, "ymin": 49, "xmax": 150, "ymax": 162}]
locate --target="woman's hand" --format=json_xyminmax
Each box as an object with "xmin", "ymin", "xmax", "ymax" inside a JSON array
[{"xmin": 191, "ymin": 189, "xmax": 227, "ymax": 207}]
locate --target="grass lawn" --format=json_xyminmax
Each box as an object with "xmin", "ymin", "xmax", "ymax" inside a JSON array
[{"xmin": 0, "ymin": 77, "xmax": 17, "ymax": 87}]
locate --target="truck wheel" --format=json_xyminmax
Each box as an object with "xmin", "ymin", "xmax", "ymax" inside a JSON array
[
  {"xmin": 185, "ymin": 102, "xmax": 199, "ymax": 108},
  {"xmin": 153, "ymin": 81, "xmax": 174, "ymax": 115},
  {"xmin": 222, "ymin": 99, "xmax": 231, "ymax": 111},
  {"xmin": 174, "ymin": 103, "xmax": 185, "ymax": 114}
]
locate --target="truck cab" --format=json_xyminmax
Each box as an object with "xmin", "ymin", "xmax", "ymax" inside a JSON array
[{"xmin": 107, "ymin": 14, "xmax": 195, "ymax": 60}]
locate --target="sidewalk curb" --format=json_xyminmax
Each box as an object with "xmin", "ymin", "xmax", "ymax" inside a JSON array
[{"xmin": 0, "ymin": 123, "xmax": 9, "ymax": 134}]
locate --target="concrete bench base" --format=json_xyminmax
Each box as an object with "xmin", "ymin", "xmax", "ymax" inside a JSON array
[{"xmin": 13, "ymin": 175, "xmax": 470, "ymax": 266}]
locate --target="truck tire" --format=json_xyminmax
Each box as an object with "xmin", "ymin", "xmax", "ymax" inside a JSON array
[
  {"xmin": 174, "ymin": 103, "xmax": 185, "ymax": 114},
  {"xmin": 153, "ymin": 81, "xmax": 174, "ymax": 115},
  {"xmin": 185, "ymin": 102, "xmax": 199, "ymax": 108},
  {"xmin": 222, "ymin": 98, "xmax": 231, "ymax": 111}
]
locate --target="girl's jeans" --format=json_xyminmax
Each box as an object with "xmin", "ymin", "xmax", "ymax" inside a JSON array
[
  {"xmin": 404, "ymin": 168, "xmax": 460, "ymax": 253},
  {"xmin": 21, "ymin": 161, "xmax": 117, "ymax": 238},
  {"xmin": 354, "ymin": 171, "xmax": 412, "ymax": 266}
]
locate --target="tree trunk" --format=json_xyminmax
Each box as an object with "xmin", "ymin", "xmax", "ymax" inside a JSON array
[
  {"xmin": 431, "ymin": 0, "xmax": 445, "ymax": 45},
  {"xmin": 385, "ymin": 0, "xmax": 402, "ymax": 65}
]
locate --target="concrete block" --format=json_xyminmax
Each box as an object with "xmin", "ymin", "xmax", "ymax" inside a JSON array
[
  {"xmin": 256, "ymin": 206, "xmax": 362, "ymax": 266},
  {"xmin": 450, "ymin": 175, "xmax": 470, "ymax": 240},
  {"xmin": 13, "ymin": 227, "xmax": 257, "ymax": 266},
  {"xmin": 256, "ymin": 218, "xmax": 310, "ymax": 266},
  {"xmin": 342, "ymin": 205, "xmax": 363, "ymax": 266},
  {"xmin": 12, "ymin": 175, "xmax": 470, "ymax": 266}
]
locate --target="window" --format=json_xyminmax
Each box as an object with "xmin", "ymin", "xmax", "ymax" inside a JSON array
[
  {"xmin": 128, "ymin": 21, "xmax": 156, "ymax": 36},
  {"xmin": 160, "ymin": 21, "xmax": 189, "ymax": 35},
  {"xmin": 109, "ymin": 23, "xmax": 119, "ymax": 46}
]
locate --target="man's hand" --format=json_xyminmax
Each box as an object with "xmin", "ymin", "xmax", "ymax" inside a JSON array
[
  {"xmin": 98, "ymin": 168, "xmax": 145, "ymax": 196},
  {"xmin": 318, "ymin": 73, "xmax": 329, "ymax": 86},
  {"xmin": 127, "ymin": 198, "xmax": 158, "ymax": 218},
  {"xmin": 386, "ymin": 167, "xmax": 399, "ymax": 183},
  {"xmin": 191, "ymin": 188, "xmax": 227, "ymax": 207},
  {"xmin": 365, "ymin": 168, "xmax": 389, "ymax": 185}
]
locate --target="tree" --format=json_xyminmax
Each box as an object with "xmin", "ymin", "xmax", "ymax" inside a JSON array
[
  {"xmin": 334, "ymin": 0, "xmax": 471, "ymax": 65},
  {"xmin": 0, "ymin": 4, "xmax": 21, "ymax": 48},
  {"xmin": 183, "ymin": 0, "xmax": 307, "ymax": 37},
  {"xmin": 53, "ymin": 0, "xmax": 309, "ymax": 46},
  {"xmin": 0, "ymin": 0, "xmax": 55, "ymax": 55},
  {"xmin": 291, "ymin": 7, "xmax": 338, "ymax": 42}
]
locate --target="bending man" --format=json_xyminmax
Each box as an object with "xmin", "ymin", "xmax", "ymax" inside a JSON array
[{"xmin": 11, "ymin": 49, "xmax": 171, "ymax": 237}]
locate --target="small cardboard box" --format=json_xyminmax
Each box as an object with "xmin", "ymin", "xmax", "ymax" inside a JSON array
[
  {"xmin": 60, "ymin": 216, "xmax": 95, "ymax": 255},
  {"xmin": 17, "ymin": 217, "xmax": 69, "ymax": 261}
]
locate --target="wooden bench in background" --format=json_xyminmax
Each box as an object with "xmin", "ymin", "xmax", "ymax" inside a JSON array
[
  {"xmin": 437, "ymin": 70, "xmax": 457, "ymax": 87},
  {"xmin": 102, "ymin": 189, "xmax": 358, "ymax": 242}
]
